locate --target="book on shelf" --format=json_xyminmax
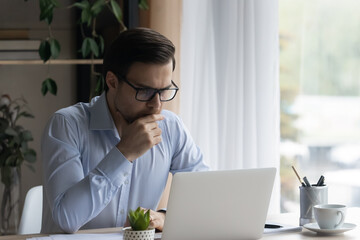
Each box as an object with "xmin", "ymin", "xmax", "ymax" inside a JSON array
[
  {"xmin": 0, "ymin": 51, "xmax": 40, "ymax": 60},
  {"xmin": 0, "ymin": 40, "xmax": 41, "ymax": 51},
  {"xmin": 0, "ymin": 39, "xmax": 40, "ymax": 60},
  {"xmin": 0, "ymin": 29, "xmax": 29, "ymax": 40}
]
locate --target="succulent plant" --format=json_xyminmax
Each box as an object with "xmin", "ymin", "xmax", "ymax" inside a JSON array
[{"xmin": 128, "ymin": 207, "xmax": 150, "ymax": 231}]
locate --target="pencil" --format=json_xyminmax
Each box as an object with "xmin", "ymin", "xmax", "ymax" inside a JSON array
[{"xmin": 292, "ymin": 166, "xmax": 306, "ymax": 186}]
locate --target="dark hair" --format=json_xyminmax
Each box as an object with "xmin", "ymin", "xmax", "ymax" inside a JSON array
[{"xmin": 103, "ymin": 28, "xmax": 176, "ymax": 91}]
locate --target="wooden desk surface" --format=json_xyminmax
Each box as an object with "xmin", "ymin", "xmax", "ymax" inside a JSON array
[{"xmin": 1, "ymin": 208, "xmax": 359, "ymax": 240}]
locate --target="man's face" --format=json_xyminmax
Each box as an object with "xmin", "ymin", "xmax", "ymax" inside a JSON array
[{"xmin": 113, "ymin": 61, "xmax": 173, "ymax": 123}]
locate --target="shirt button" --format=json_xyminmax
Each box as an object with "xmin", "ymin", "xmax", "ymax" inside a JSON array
[
  {"xmin": 124, "ymin": 172, "xmax": 128, "ymax": 177},
  {"xmin": 120, "ymin": 209, "xmax": 125, "ymax": 214},
  {"xmin": 125, "ymin": 179, "xmax": 129, "ymax": 185}
]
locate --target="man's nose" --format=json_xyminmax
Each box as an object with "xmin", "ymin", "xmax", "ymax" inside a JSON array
[{"xmin": 147, "ymin": 93, "xmax": 162, "ymax": 109}]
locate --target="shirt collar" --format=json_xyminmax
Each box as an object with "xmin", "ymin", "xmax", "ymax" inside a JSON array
[{"xmin": 89, "ymin": 92, "xmax": 116, "ymax": 131}]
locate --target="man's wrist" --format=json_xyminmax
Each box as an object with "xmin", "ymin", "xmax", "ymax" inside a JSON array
[{"xmin": 116, "ymin": 142, "xmax": 135, "ymax": 162}]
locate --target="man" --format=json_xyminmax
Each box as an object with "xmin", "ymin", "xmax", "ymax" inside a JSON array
[{"xmin": 41, "ymin": 28, "xmax": 209, "ymax": 233}]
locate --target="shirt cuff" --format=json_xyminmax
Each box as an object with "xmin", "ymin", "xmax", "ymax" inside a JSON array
[{"xmin": 95, "ymin": 146, "xmax": 133, "ymax": 187}]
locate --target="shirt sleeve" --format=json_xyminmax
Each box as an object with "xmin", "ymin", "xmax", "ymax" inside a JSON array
[
  {"xmin": 42, "ymin": 113, "xmax": 132, "ymax": 233},
  {"xmin": 165, "ymin": 113, "xmax": 210, "ymax": 174}
]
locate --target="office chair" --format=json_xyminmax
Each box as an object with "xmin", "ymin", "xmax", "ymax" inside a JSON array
[{"xmin": 18, "ymin": 185, "xmax": 43, "ymax": 234}]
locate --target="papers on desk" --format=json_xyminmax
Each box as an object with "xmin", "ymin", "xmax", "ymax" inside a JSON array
[
  {"xmin": 27, "ymin": 232, "xmax": 163, "ymax": 240},
  {"xmin": 27, "ymin": 233, "xmax": 122, "ymax": 240}
]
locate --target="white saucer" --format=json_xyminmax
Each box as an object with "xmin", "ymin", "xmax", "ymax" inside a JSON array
[{"xmin": 303, "ymin": 222, "xmax": 357, "ymax": 234}]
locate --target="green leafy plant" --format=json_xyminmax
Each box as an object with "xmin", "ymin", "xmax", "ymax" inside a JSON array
[
  {"xmin": 31, "ymin": 0, "xmax": 149, "ymax": 98},
  {"xmin": 0, "ymin": 94, "xmax": 36, "ymax": 232},
  {"xmin": 128, "ymin": 207, "xmax": 151, "ymax": 231},
  {"xmin": 0, "ymin": 94, "xmax": 36, "ymax": 171}
]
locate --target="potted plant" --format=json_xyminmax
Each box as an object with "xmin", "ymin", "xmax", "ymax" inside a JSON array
[
  {"xmin": 123, "ymin": 207, "xmax": 155, "ymax": 240},
  {"xmin": 0, "ymin": 94, "xmax": 36, "ymax": 234}
]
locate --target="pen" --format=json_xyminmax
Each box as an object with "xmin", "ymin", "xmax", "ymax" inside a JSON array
[
  {"xmin": 265, "ymin": 224, "xmax": 282, "ymax": 229},
  {"xmin": 291, "ymin": 166, "xmax": 306, "ymax": 187},
  {"xmin": 316, "ymin": 175, "xmax": 325, "ymax": 186},
  {"xmin": 303, "ymin": 176, "xmax": 311, "ymax": 187}
]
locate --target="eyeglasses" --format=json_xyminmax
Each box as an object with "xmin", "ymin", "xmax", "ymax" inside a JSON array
[{"xmin": 117, "ymin": 75, "xmax": 179, "ymax": 102}]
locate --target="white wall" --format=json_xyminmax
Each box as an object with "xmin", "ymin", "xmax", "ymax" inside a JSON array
[{"xmin": 0, "ymin": 0, "xmax": 77, "ymax": 211}]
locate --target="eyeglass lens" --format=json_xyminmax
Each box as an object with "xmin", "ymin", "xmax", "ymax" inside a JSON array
[{"xmin": 136, "ymin": 89, "xmax": 177, "ymax": 101}]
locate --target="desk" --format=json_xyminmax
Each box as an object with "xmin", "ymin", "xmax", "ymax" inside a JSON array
[
  {"xmin": 264, "ymin": 207, "xmax": 360, "ymax": 239},
  {"xmin": 1, "ymin": 208, "xmax": 359, "ymax": 240}
]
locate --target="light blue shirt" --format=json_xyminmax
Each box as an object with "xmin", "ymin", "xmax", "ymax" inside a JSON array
[{"xmin": 41, "ymin": 93, "xmax": 209, "ymax": 233}]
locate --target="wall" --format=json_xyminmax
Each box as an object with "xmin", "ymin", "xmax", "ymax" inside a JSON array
[{"xmin": 0, "ymin": 0, "xmax": 77, "ymax": 211}]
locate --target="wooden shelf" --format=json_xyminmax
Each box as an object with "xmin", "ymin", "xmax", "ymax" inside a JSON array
[{"xmin": 0, "ymin": 59, "xmax": 103, "ymax": 65}]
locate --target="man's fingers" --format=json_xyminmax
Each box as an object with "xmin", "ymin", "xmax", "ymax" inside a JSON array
[
  {"xmin": 140, "ymin": 207, "xmax": 148, "ymax": 212},
  {"xmin": 152, "ymin": 127, "xmax": 162, "ymax": 137},
  {"xmin": 139, "ymin": 114, "xmax": 164, "ymax": 123},
  {"xmin": 153, "ymin": 136, "xmax": 162, "ymax": 145},
  {"xmin": 149, "ymin": 211, "xmax": 165, "ymax": 231},
  {"xmin": 144, "ymin": 121, "xmax": 159, "ymax": 131},
  {"xmin": 117, "ymin": 114, "xmax": 164, "ymax": 161}
]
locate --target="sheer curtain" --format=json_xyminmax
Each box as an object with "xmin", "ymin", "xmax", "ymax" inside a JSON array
[{"xmin": 180, "ymin": 0, "xmax": 280, "ymax": 212}]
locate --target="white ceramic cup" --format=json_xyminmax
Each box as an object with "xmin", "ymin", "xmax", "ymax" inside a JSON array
[{"xmin": 314, "ymin": 204, "xmax": 347, "ymax": 229}]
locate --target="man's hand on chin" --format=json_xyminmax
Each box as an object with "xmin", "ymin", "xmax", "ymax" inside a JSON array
[{"xmin": 116, "ymin": 113, "xmax": 164, "ymax": 162}]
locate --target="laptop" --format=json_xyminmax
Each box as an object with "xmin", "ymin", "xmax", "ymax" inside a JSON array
[{"xmin": 160, "ymin": 168, "xmax": 276, "ymax": 240}]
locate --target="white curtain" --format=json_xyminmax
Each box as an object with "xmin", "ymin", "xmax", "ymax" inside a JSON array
[{"xmin": 180, "ymin": 0, "xmax": 280, "ymax": 213}]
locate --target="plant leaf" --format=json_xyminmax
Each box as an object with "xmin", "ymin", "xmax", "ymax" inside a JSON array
[
  {"xmin": 84, "ymin": 10, "xmax": 93, "ymax": 26},
  {"xmin": 70, "ymin": 1, "xmax": 89, "ymax": 10},
  {"xmin": 5, "ymin": 127, "xmax": 18, "ymax": 137},
  {"xmin": 128, "ymin": 207, "xmax": 150, "ymax": 231},
  {"xmin": 0, "ymin": 118, "xmax": 9, "ymax": 131},
  {"xmin": 91, "ymin": 0, "xmax": 106, "ymax": 16},
  {"xmin": 51, "ymin": 0, "xmax": 60, "ymax": 8},
  {"xmin": 24, "ymin": 149, "xmax": 36, "ymax": 163},
  {"xmin": 79, "ymin": 1, "xmax": 92, "ymax": 26},
  {"xmin": 46, "ymin": 78, "xmax": 57, "ymax": 95},
  {"xmin": 95, "ymin": 75, "xmax": 104, "ymax": 96},
  {"xmin": 81, "ymin": 38, "xmax": 92, "ymax": 58},
  {"xmin": 138, "ymin": 0, "xmax": 149, "ymax": 10},
  {"xmin": 39, "ymin": 0, "xmax": 58, "ymax": 24},
  {"xmin": 39, "ymin": 40, "xmax": 51, "ymax": 62},
  {"xmin": 41, "ymin": 78, "xmax": 57, "ymax": 96},
  {"xmin": 110, "ymin": 0, "xmax": 122, "ymax": 23},
  {"xmin": 21, "ymin": 130, "xmax": 33, "ymax": 141},
  {"xmin": 128, "ymin": 210, "xmax": 137, "ymax": 227},
  {"xmin": 88, "ymin": 38, "xmax": 99, "ymax": 57},
  {"xmin": 50, "ymin": 38, "xmax": 61, "ymax": 59},
  {"xmin": 16, "ymin": 111, "xmax": 34, "ymax": 121},
  {"xmin": 39, "ymin": 0, "xmax": 53, "ymax": 21},
  {"xmin": 41, "ymin": 79, "xmax": 48, "ymax": 96},
  {"xmin": 99, "ymin": 35, "xmax": 104, "ymax": 54}
]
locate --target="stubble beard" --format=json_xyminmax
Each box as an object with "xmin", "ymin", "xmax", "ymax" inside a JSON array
[{"xmin": 115, "ymin": 101, "xmax": 160, "ymax": 124}]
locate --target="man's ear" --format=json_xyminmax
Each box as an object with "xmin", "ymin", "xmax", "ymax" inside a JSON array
[{"xmin": 105, "ymin": 71, "xmax": 118, "ymax": 90}]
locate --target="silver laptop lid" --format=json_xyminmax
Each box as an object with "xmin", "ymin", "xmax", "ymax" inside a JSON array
[{"xmin": 161, "ymin": 168, "xmax": 276, "ymax": 240}]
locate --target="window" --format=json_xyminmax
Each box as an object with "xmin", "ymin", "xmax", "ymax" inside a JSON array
[{"xmin": 280, "ymin": 0, "xmax": 360, "ymax": 212}]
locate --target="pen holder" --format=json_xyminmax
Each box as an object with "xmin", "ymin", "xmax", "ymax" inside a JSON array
[{"xmin": 299, "ymin": 185, "xmax": 328, "ymax": 226}]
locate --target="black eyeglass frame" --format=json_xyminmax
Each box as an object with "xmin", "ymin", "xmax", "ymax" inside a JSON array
[{"xmin": 116, "ymin": 74, "xmax": 179, "ymax": 102}]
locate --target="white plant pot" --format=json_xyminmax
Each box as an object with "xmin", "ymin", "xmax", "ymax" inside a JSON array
[{"xmin": 123, "ymin": 227, "xmax": 155, "ymax": 240}]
